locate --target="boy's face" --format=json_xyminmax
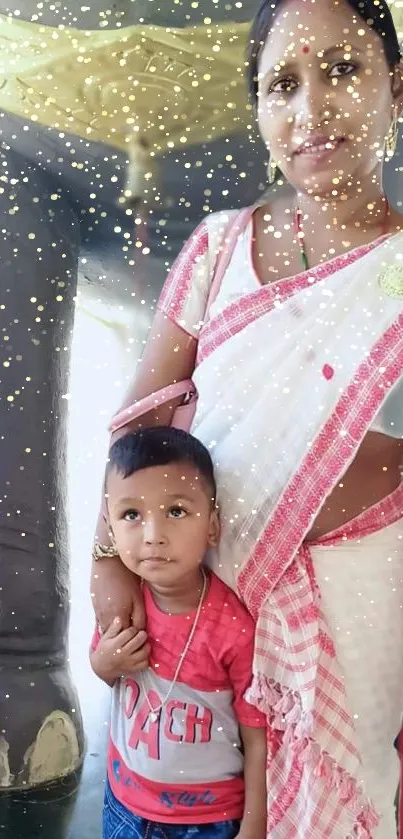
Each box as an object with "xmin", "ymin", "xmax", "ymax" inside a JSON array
[{"xmin": 107, "ymin": 461, "xmax": 219, "ymax": 586}]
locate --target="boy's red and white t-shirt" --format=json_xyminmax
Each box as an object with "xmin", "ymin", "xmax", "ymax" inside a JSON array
[{"xmin": 93, "ymin": 572, "xmax": 265, "ymax": 824}]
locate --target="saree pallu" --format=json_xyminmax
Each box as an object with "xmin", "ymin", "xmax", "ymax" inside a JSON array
[{"xmin": 188, "ymin": 227, "xmax": 403, "ymax": 837}]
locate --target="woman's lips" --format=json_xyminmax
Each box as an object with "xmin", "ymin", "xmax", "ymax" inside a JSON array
[{"xmin": 295, "ymin": 137, "xmax": 345, "ymax": 159}]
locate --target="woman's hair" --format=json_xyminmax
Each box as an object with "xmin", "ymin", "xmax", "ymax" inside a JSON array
[
  {"xmin": 107, "ymin": 426, "xmax": 217, "ymax": 501},
  {"xmin": 246, "ymin": 0, "xmax": 402, "ymax": 106}
]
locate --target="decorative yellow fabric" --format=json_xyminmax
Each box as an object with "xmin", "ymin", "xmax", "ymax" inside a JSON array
[
  {"xmin": 0, "ymin": 3, "xmax": 401, "ymax": 153},
  {"xmin": 0, "ymin": 15, "xmax": 250, "ymax": 152}
]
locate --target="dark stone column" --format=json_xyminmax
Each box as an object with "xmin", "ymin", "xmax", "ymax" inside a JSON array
[{"xmin": 0, "ymin": 145, "xmax": 84, "ymax": 789}]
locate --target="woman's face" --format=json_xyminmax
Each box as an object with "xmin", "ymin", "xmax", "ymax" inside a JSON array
[{"xmin": 257, "ymin": 0, "xmax": 400, "ymax": 196}]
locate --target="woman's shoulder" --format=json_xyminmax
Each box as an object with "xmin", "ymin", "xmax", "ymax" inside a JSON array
[
  {"xmin": 203, "ymin": 206, "xmax": 249, "ymax": 236},
  {"xmin": 201, "ymin": 206, "xmax": 253, "ymax": 267},
  {"xmin": 199, "ymin": 198, "xmax": 285, "ymax": 246},
  {"xmin": 389, "ymin": 209, "xmax": 403, "ymax": 235}
]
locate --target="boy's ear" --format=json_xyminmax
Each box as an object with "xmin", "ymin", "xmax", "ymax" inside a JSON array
[
  {"xmin": 207, "ymin": 504, "xmax": 220, "ymax": 547},
  {"xmin": 108, "ymin": 526, "xmax": 118, "ymax": 552}
]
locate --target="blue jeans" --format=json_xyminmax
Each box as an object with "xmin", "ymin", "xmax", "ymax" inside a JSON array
[{"xmin": 102, "ymin": 779, "xmax": 241, "ymax": 839}]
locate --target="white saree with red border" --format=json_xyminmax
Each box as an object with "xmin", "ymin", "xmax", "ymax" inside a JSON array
[
  {"xmin": 187, "ymin": 213, "xmax": 403, "ymax": 837},
  {"xmin": 116, "ymin": 208, "xmax": 403, "ymax": 837}
]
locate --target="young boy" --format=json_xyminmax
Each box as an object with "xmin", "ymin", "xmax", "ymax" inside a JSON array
[{"xmin": 90, "ymin": 427, "xmax": 267, "ymax": 839}]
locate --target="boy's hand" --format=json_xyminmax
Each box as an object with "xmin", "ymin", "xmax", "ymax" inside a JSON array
[{"xmin": 91, "ymin": 617, "xmax": 150, "ymax": 685}]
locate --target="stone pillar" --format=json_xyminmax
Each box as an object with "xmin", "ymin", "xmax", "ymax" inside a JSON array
[
  {"xmin": 0, "ymin": 144, "xmax": 84, "ymax": 789},
  {"xmin": 0, "ymin": 0, "xmax": 292, "ymax": 803}
]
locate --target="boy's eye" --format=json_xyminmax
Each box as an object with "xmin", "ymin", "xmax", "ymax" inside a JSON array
[
  {"xmin": 168, "ymin": 506, "xmax": 187, "ymax": 519},
  {"xmin": 123, "ymin": 510, "xmax": 140, "ymax": 522}
]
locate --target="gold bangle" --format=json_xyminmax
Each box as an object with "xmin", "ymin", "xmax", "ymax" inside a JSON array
[{"xmin": 92, "ymin": 541, "xmax": 118, "ymax": 561}]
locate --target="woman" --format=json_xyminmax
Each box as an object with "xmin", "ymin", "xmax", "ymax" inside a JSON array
[{"xmin": 92, "ymin": 0, "xmax": 403, "ymax": 835}]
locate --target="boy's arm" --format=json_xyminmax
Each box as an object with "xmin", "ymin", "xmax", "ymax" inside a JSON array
[{"xmin": 237, "ymin": 724, "xmax": 267, "ymax": 839}]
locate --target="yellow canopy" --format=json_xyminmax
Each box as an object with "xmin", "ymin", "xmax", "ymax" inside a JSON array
[
  {"xmin": 0, "ymin": 15, "xmax": 250, "ymax": 152},
  {"xmin": 0, "ymin": 3, "xmax": 401, "ymax": 154}
]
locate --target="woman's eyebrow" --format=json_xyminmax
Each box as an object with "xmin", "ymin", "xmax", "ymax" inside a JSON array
[
  {"xmin": 262, "ymin": 43, "xmax": 364, "ymax": 78},
  {"xmin": 261, "ymin": 59, "xmax": 297, "ymax": 81},
  {"xmin": 320, "ymin": 44, "xmax": 364, "ymax": 58}
]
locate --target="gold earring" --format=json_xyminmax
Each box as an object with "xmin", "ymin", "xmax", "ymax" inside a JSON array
[
  {"xmin": 385, "ymin": 106, "xmax": 398, "ymax": 160},
  {"xmin": 267, "ymin": 156, "xmax": 277, "ymax": 184}
]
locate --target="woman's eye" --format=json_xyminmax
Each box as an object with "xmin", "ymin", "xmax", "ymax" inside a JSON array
[
  {"xmin": 328, "ymin": 61, "xmax": 357, "ymax": 78},
  {"xmin": 268, "ymin": 77, "xmax": 297, "ymax": 95},
  {"xmin": 168, "ymin": 506, "xmax": 187, "ymax": 519},
  {"xmin": 123, "ymin": 510, "xmax": 140, "ymax": 522}
]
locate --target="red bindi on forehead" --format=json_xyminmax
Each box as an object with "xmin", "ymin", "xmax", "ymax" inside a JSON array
[{"xmin": 302, "ymin": 44, "xmax": 310, "ymax": 54}]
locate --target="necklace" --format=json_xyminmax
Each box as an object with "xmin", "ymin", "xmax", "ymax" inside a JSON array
[
  {"xmin": 140, "ymin": 568, "xmax": 207, "ymax": 723},
  {"xmin": 294, "ymin": 199, "xmax": 390, "ymax": 272}
]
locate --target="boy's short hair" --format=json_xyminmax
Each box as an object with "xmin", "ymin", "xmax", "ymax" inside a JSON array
[{"xmin": 107, "ymin": 426, "xmax": 216, "ymax": 502}]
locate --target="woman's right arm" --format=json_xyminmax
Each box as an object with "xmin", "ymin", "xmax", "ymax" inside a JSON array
[
  {"xmin": 91, "ymin": 217, "xmax": 213, "ymax": 634},
  {"xmin": 91, "ymin": 312, "xmax": 198, "ymax": 632}
]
